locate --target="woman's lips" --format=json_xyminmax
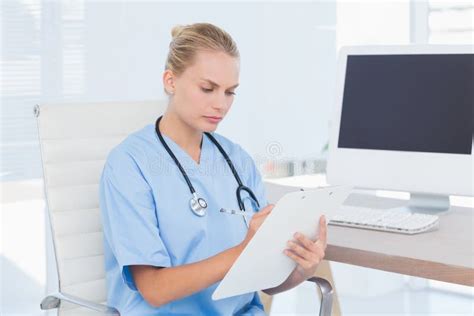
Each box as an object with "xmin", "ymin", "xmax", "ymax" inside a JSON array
[{"xmin": 204, "ymin": 116, "xmax": 222, "ymax": 124}]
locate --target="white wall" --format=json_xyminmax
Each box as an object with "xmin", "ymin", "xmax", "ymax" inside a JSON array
[{"xmin": 337, "ymin": 0, "xmax": 410, "ymax": 48}]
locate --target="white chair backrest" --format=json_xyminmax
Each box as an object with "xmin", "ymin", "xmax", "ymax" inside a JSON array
[{"xmin": 36, "ymin": 100, "xmax": 167, "ymax": 312}]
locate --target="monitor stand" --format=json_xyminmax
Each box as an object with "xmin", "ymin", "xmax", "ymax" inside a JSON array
[{"xmin": 392, "ymin": 193, "xmax": 450, "ymax": 214}]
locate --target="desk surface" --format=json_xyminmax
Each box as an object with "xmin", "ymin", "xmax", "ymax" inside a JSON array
[{"xmin": 265, "ymin": 175, "xmax": 474, "ymax": 286}]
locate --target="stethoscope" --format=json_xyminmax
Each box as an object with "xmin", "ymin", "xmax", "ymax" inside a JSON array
[{"xmin": 155, "ymin": 116, "xmax": 260, "ymax": 227}]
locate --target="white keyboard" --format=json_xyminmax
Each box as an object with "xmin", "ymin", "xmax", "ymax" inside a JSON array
[{"xmin": 329, "ymin": 206, "xmax": 440, "ymax": 235}]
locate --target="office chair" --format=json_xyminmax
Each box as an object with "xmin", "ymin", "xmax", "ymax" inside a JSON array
[{"xmin": 35, "ymin": 100, "xmax": 334, "ymax": 315}]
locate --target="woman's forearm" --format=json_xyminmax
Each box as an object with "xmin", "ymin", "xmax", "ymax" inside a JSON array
[{"xmin": 132, "ymin": 243, "xmax": 245, "ymax": 307}]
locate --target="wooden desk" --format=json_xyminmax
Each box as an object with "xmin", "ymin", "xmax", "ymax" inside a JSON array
[{"xmin": 265, "ymin": 175, "xmax": 474, "ymax": 286}]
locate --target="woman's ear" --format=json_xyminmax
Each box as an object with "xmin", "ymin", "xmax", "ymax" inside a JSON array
[{"xmin": 163, "ymin": 69, "xmax": 176, "ymax": 95}]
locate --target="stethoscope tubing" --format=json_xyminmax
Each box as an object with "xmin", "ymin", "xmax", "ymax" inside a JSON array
[{"xmin": 155, "ymin": 116, "xmax": 259, "ymax": 221}]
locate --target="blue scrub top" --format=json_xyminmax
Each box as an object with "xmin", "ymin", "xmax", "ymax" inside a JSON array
[{"xmin": 99, "ymin": 123, "xmax": 269, "ymax": 315}]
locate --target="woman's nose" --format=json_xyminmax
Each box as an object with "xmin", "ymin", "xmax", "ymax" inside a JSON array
[{"xmin": 212, "ymin": 94, "xmax": 229, "ymax": 110}]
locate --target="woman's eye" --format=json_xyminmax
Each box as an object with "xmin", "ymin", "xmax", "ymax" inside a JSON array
[{"xmin": 201, "ymin": 87, "xmax": 235, "ymax": 96}]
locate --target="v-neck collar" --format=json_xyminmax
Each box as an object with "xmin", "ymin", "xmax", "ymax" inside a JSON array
[{"xmin": 161, "ymin": 132, "xmax": 213, "ymax": 171}]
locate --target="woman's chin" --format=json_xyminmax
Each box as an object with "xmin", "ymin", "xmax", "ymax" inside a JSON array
[
  {"xmin": 199, "ymin": 120, "xmax": 220, "ymax": 133},
  {"xmin": 202, "ymin": 125, "xmax": 218, "ymax": 133}
]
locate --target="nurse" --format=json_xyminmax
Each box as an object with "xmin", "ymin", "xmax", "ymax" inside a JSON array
[{"xmin": 99, "ymin": 22, "xmax": 327, "ymax": 315}]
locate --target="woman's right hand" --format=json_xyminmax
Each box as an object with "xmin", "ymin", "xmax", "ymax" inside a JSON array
[{"xmin": 240, "ymin": 204, "xmax": 274, "ymax": 249}]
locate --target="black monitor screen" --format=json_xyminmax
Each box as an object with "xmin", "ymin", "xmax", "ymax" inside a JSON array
[{"xmin": 338, "ymin": 54, "xmax": 473, "ymax": 155}]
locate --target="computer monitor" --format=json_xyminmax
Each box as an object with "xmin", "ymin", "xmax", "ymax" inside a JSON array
[{"xmin": 327, "ymin": 45, "xmax": 473, "ymax": 213}]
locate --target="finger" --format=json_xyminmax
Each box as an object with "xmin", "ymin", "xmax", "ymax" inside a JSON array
[
  {"xmin": 312, "ymin": 242, "xmax": 326, "ymax": 259},
  {"xmin": 257, "ymin": 204, "xmax": 274, "ymax": 216},
  {"xmin": 294, "ymin": 232, "xmax": 318, "ymax": 253},
  {"xmin": 284, "ymin": 249, "xmax": 310, "ymax": 268},
  {"xmin": 287, "ymin": 240, "xmax": 314, "ymax": 261},
  {"xmin": 318, "ymin": 215, "xmax": 328, "ymax": 248}
]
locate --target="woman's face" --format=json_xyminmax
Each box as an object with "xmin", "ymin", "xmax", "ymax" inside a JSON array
[{"xmin": 165, "ymin": 50, "xmax": 240, "ymax": 133}]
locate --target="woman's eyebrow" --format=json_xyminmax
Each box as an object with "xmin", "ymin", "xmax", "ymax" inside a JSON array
[{"xmin": 200, "ymin": 78, "xmax": 239, "ymax": 89}]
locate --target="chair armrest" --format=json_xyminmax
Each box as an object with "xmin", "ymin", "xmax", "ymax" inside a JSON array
[
  {"xmin": 306, "ymin": 277, "xmax": 334, "ymax": 316},
  {"xmin": 40, "ymin": 292, "xmax": 119, "ymax": 315}
]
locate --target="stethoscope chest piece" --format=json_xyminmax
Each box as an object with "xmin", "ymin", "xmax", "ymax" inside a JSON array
[{"xmin": 190, "ymin": 193, "xmax": 208, "ymax": 217}]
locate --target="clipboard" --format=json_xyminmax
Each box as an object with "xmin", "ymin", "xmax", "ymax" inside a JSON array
[{"xmin": 212, "ymin": 185, "xmax": 352, "ymax": 300}]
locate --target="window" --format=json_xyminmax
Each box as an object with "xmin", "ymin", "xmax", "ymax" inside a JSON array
[
  {"xmin": 1, "ymin": 0, "xmax": 42, "ymax": 180},
  {"xmin": 1, "ymin": 0, "xmax": 85, "ymax": 181},
  {"xmin": 428, "ymin": 0, "xmax": 473, "ymax": 44}
]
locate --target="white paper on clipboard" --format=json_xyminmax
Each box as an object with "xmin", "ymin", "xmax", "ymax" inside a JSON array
[{"xmin": 212, "ymin": 185, "xmax": 352, "ymax": 300}]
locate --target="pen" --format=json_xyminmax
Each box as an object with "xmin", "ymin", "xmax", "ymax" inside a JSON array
[{"xmin": 220, "ymin": 208, "xmax": 253, "ymax": 218}]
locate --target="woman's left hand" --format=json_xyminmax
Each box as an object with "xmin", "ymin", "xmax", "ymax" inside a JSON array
[{"xmin": 284, "ymin": 215, "xmax": 328, "ymax": 281}]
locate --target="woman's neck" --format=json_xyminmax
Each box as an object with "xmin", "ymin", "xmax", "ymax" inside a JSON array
[{"xmin": 159, "ymin": 111, "xmax": 203, "ymax": 159}]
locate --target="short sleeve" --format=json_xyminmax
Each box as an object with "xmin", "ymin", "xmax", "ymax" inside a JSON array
[
  {"xmin": 237, "ymin": 145, "xmax": 269, "ymax": 211},
  {"xmin": 99, "ymin": 151, "xmax": 171, "ymax": 291}
]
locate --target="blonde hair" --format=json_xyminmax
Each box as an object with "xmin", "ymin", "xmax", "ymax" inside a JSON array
[{"xmin": 165, "ymin": 23, "xmax": 239, "ymax": 77}]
